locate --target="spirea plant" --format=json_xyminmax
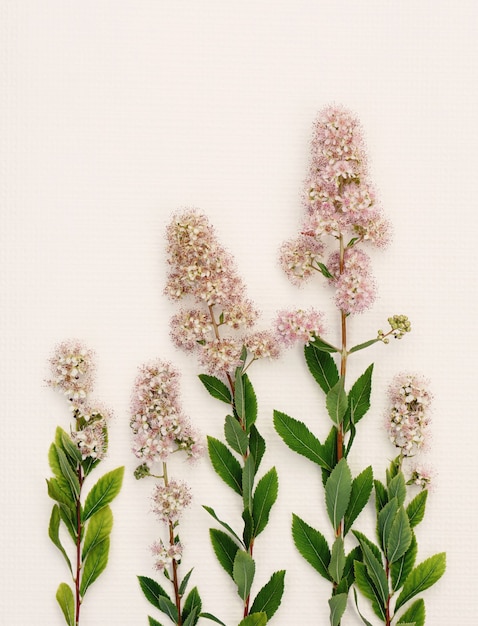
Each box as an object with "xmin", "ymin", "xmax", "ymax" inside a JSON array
[
  {"xmin": 272, "ymin": 106, "xmax": 445, "ymax": 625},
  {"xmin": 165, "ymin": 210, "xmax": 286, "ymax": 626},
  {"xmin": 130, "ymin": 360, "xmax": 223, "ymax": 626},
  {"xmin": 46, "ymin": 341, "xmax": 124, "ymax": 626}
]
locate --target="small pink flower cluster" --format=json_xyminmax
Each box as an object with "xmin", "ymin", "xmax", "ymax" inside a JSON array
[
  {"xmin": 409, "ymin": 465, "xmax": 434, "ymax": 490},
  {"xmin": 151, "ymin": 539, "xmax": 183, "ymax": 572},
  {"xmin": 387, "ymin": 373, "xmax": 432, "ymax": 457},
  {"xmin": 130, "ymin": 361, "xmax": 203, "ymax": 466},
  {"xmin": 166, "ymin": 210, "xmax": 281, "ymax": 376},
  {"xmin": 275, "ymin": 309, "xmax": 325, "ymax": 347},
  {"xmin": 151, "ymin": 479, "xmax": 192, "ymax": 525},
  {"xmin": 71, "ymin": 417, "xmax": 107, "ymax": 460},
  {"xmin": 327, "ymin": 248, "xmax": 376, "ymax": 314}
]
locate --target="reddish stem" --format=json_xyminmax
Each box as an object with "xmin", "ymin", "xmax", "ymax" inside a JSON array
[{"xmin": 75, "ymin": 466, "xmax": 84, "ymax": 625}]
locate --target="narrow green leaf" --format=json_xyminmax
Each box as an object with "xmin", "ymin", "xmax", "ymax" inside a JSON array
[
  {"xmin": 395, "ymin": 553, "xmax": 446, "ymax": 612},
  {"xmin": 49, "ymin": 505, "xmax": 72, "ymax": 574},
  {"xmin": 391, "ymin": 532, "xmax": 417, "ymax": 592},
  {"xmin": 359, "ymin": 542, "xmax": 389, "ymax": 607},
  {"xmin": 344, "ymin": 364, "xmax": 373, "ymax": 431},
  {"xmin": 396, "ymin": 598, "xmax": 425, "ymax": 626},
  {"xmin": 199, "ymin": 613, "xmax": 227, "ymax": 626},
  {"xmin": 352, "ymin": 531, "xmax": 382, "ymax": 562},
  {"xmin": 349, "ymin": 339, "xmax": 380, "ymax": 354},
  {"xmin": 47, "ymin": 477, "xmax": 75, "ymax": 509},
  {"xmin": 182, "ymin": 608, "xmax": 198, "ymax": 626},
  {"xmin": 235, "ymin": 372, "xmax": 257, "ymax": 433},
  {"xmin": 203, "ymin": 506, "xmax": 244, "ymax": 547},
  {"xmin": 326, "ymin": 379, "xmax": 348, "ymax": 426},
  {"xmin": 292, "ymin": 514, "xmax": 331, "ymax": 580},
  {"xmin": 325, "ymin": 458, "xmax": 352, "ymax": 530},
  {"xmin": 304, "ymin": 344, "xmax": 339, "ymax": 393},
  {"xmin": 209, "ymin": 528, "xmax": 240, "ymax": 579},
  {"xmin": 80, "ymin": 537, "xmax": 109, "ymax": 596},
  {"xmin": 352, "ymin": 587, "xmax": 375, "ymax": 626},
  {"xmin": 353, "ymin": 561, "xmax": 387, "ymax": 621},
  {"xmin": 343, "ymin": 546, "xmax": 362, "ymax": 588},
  {"xmin": 56, "ymin": 582, "xmax": 75, "ymax": 626},
  {"xmin": 249, "ymin": 425, "xmax": 265, "ymax": 472},
  {"xmin": 182, "ymin": 587, "xmax": 202, "ymax": 626},
  {"xmin": 155, "ymin": 596, "xmax": 179, "ymax": 623},
  {"xmin": 82, "ymin": 455, "xmax": 101, "ymax": 477},
  {"xmin": 147, "ymin": 617, "xmax": 164, "ymax": 626},
  {"xmin": 252, "ymin": 467, "xmax": 278, "ymax": 537},
  {"xmin": 207, "ymin": 437, "xmax": 242, "ymax": 496},
  {"xmin": 55, "ymin": 427, "xmax": 82, "ymax": 465},
  {"xmin": 374, "ymin": 480, "xmax": 389, "ymax": 513},
  {"xmin": 387, "ymin": 507, "xmax": 412, "ymax": 563},
  {"xmin": 250, "ymin": 569, "xmax": 285, "ymax": 620},
  {"xmin": 58, "ymin": 503, "xmax": 77, "ymax": 542},
  {"xmin": 317, "ymin": 261, "xmax": 334, "ymax": 279},
  {"xmin": 329, "ymin": 593, "xmax": 348, "ymax": 626},
  {"xmin": 237, "ymin": 613, "xmax": 267, "ymax": 626},
  {"xmin": 377, "ymin": 498, "xmax": 399, "ymax": 552},
  {"xmin": 138, "ymin": 576, "xmax": 169, "ymax": 609},
  {"xmin": 344, "ymin": 466, "xmax": 373, "ymax": 535},
  {"xmin": 225, "ymin": 415, "xmax": 249, "ymax": 456},
  {"xmin": 233, "ymin": 550, "xmax": 255, "ymax": 602},
  {"xmin": 82, "ymin": 505, "xmax": 113, "ymax": 560},
  {"xmin": 199, "ymin": 374, "xmax": 232, "ymax": 403},
  {"xmin": 82, "ymin": 466, "xmax": 124, "ymax": 522},
  {"xmin": 388, "ymin": 473, "xmax": 407, "ymax": 508},
  {"xmin": 48, "ymin": 443, "xmax": 63, "ymax": 478},
  {"xmin": 328, "ymin": 537, "xmax": 346, "ymax": 583},
  {"xmin": 243, "ymin": 455, "xmax": 255, "ymax": 513},
  {"xmin": 273, "ymin": 410, "xmax": 331, "ymax": 470},
  {"xmin": 406, "ymin": 491, "xmax": 427, "ymax": 528},
  {"xmin": 179, "ymin": 568, "xmax": 194, "ymax": 597},
  {"xmin": 242, "ymin": 508, "xmax": 254, "ymax": 550}
]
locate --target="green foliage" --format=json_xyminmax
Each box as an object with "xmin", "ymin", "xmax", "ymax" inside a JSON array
[
  {"xmin": 199, "ymin": 612, "xmax": 227, "ymax": 625},
  {"xmin": 182, "ymin": 587, "xmax": 202, "ymax": 626},
  {"xmin": 328, "ymin": 593, "xmax": 348, "ymax": 626},
  {"xmin": 406, "ymin": 491, "xmax": 427, "ymax": 528},
  {"xmin": 207, "ymin": 436, "xmax": 243, "ymax": 495},
  {"xmin": 80, "ymin": 537, "xmax": 110, "ymax": 596},
  {"xmin": 147, "ymin": 617, "xmax": 164, "ymax": 626},
  {"xmin": 391, "ymin": 532, "xmax": 417, "ymax": 592},
  {"xmin": 199, "ymin": 374, "xmax": 232, "ymax": 404},
  {"xmin": 388, "ymin": 473, "xmax": 407, "ymax": 508},
  {"xmin": 49, "ymin": 505, "xmax": 72, "ymax": 573},
  {"xmin": 377, "ymin": 498, "xmax": 399, "ymax": 552},
  {"xmin": 343, "ymin": 364, "xmax": 373, "ymax": 432},
  {"xmin": 292, "ymin": 514, "xmax": 331, "ymax": 581},
  {"xmin": 225, "ymin": 414, "xmax": 249, "ymax": 456},
  {"xmin": 252, "ymin": 467, "xmax": 278, "ymax": 538},
  {"xmin": 304, "ymin": 343, "xmax": 339, "ymax": 393},
  {"xmin": 209, "ymin": 528, "xmax": 240, "ymax": 579},
  {"xmin": 233, "ymin": 550, "xmax": 256, "ymax": 602},
  {"xmin": 82, "ymin": 505, "xmax": 113, "ymax": 560},
  {"xmin": 387, "ymin": 507, "xmax": 412, "ymax": 563},
  {"xmin": 273, "ymin": 410, "xmax": 332, "ymax": 470},
  {"xmin": 353, "ymin": 561, "xmax": 386, "ymax": 621},
  {"xmin": 248, "ymin": 425, "xmax": 265, "ymax": 472},
  {"xmin": 349, "ymin": 338, "xmax": 380, "ymax": 354},
  {"xmin": 82, "ymin": 466, "xmax": 124, "ymax": 522},
  {"xmin": 394, "ymin": 552, "xmax": 446, "ymax": 612},
  {"xmin": 396, "ymin": 598, "xmax": 425, "ymax": 626},
  {"xmin": 237, "ymin": 613, "xmax": 268, "ymax": 626},
  {"xmin": 56, "ymin": 582, "xmax": 75, "ymax": 626},
  {"xmin": 356, "ymin": 539, "xmax": 388, "ymax": 608},
  {"xmin": 138, "ymin": 576, "xmax": 170, "ymax": 609},
  {"xmin": 242, "ymin": 455, "xmax": 255, "ymax": 513},
  {"xmin": 344, "ymin": 466, "xmax": 373, "ymax": 535},
  {"xmin": 374, "ymin": 479, "xmax": 389, "ymax": 513},
  {"xmin": 203, "ymin": 506, "xmax": 244, "ymax": 547},
  {"xmin": 325, "ymin": 458, "xmax": 352, "ymax": 530},
  {"xmin": 249, "ymin": 570, "xmax": 285, "ymax": 620},
  {"xmin": 179, "ymin": 568, "xmax": 194, "ymax": 596},
  {"xmin": 328, "ymin": 537, "xmax": 346, "ymax": 583},
  {"xmin": 326, "ymin": 379, "xmax": 348, "ymax": 426},
  {"xmin": 234, "ymin": 371, "xmax": 257, "ymax": 434}
]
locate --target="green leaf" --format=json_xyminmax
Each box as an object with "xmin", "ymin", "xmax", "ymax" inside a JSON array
[
  {"xmin": 352, "ymin": 531, "xmax": 382, "ymax": 563},
  {"xmin": 273, "ymin": 410, "xmax": 331, "ymax": 470},
  {"xmin": 147, "ymin": 617, "xmax": 164, "ymax": 626},
  {"xmin": 352, "ymin": 587, "xmax": 376, "ymax": 626},
  {"xmin": 47, "ymin": 476, "xmax": 75, "ymax": 509},
  {"xmin": 242, "ymin": 455, "xmax": 255, "ymax": 513},
  {"xmin": 387, "ymin": 507, "xmax": 412, "ymax": 563},
  {"xmin": 325, "ymin": 458, "xmax": 352, "ymax": 530},
  {"xmin": 354, "ymin": 561, "xmax": 386, "ymax": 621},
  {"xmin": 56, "ymin": 582, "xmax": 75, "ymax": 626},
  {"xmin": 199, "ymin": 374, "xmax": 232, "ymax": 403},
  {"xmin": 344, "ymin": 466, "xmax": 373, "ymax": 535},
  {"xmin": 203, "ymin": 506, "xmax": 244, "ymax": 547},
  {"xmin": 391, "ymin": 532, "xmax": 417, "ymax": 592},
  {"xmin": 377, "ymin": 497, "xmax": 399, "ymax": 552},
  {"xmin": 82, "ymin": 505, "xmax": 113, "ymax": 560},
  {"xmin": 329, "ymin": 593, "xmax": 348, "ymax": 626},
  {"xmin": 326, "ymin": 379, "xmax": 348, "ymax": 426},
  {"xmin": 396, "ymin": 598, "xmax": 425, "ymax": 626},
  {"xmin": 357, "ymin": 541, "xmax": 388, "ymax": 607},
  {"xmin": 237, "ymin": 613, "xmax": 268, "ymax": 626},
  {"xmin": 395, "ymin": 553, "xmax": 446, "ymax": 612},
  {"xmin": 242, "ymin": 508, "xmax": 254, "ymax": 550},
  {"xmin": 292, "ymin": 514, "xmax": 331, "ymax": 580},
  {"xmin": 235, "ymin": 372, "xmax": 257, "ymax": 433},
  {"xmin": 343, "ymin": 364, "xmax": 373, "ymax": 431},
  {"xmin": 225, "ymin": 414, "xmax": 249, "ymax": 456},
  {"xmin": 48, "ymin": 443, "xmax": 63, "ymax": 478},
  {"xmin": 207, "ymin": 437, "xmax": 242, "ymax": 496},
  {"xmin": 80, "ymin": 537, "xmax": 109, "ymax": 596},
  {"xmin": 199, "ymin": 613, "xmax": 227, "ymax": 626},
  {"xmin": 406, "ymin": 491, "xmax": 427, "ymax": 528},
  {"xmin": 82, "ymin": 456, "xmax": 101, "ymax": 477},
  {"xmin": 252, "ymin": 467, "xmax": 278, "ymax": 537},
  {"xmin": 49, "ymin": 505, "xmax": 72, "ymax": 574},
  {"xmin": 249, "ymin": 425, "xmax": 265, "ymax": 472},
  {"xmin": 55, "ymin": 427, "xmax": 82, "ymax": 465},
  {"xmin": 304, "ymin": 344, "xmax": 339, "ymax": 393},
  {"xmin": 138, "ymin": 576, "xmax": 169, "ymax": 609},
  {"xmin": 183, "ymin": 608, "xmax": 198, "ymax": 626},
  {"xmin": 182, "ymin": 587, "xmax": 202, "ymax": 626},
  {"xmin": 343, "ymin": 545, "xmax": 362, "ymax": 588},
  {"xmin": 250, "ymin": 569, "xmax": 285, "ymax": 619},
  {"xmin": 328, "ymin": 537, "xmax": 346, "ymax": 583},
  {"xmin": 179, "ymin": 568, "xmax": 194, "ymax": 596},
  {"xmin": 374, "ymin": 480, "xmax": 389, "ymax": 513},
  {"xmin": 317, "ymin": 261, "xmax": 334, "ymax": 279},
  {"xmin": 233, "ymin": 550, "xmax": 255, "ymax": 602},
  {"xmin": 348, "ymin": 339, "xmax": 380, "ymax": 354},
  {"xmin": 82, "ymin": 466, "xmax": 124, "ymax": 522},
  {"xmin": 209, "ymin": 528, "xmax": 240, "ymax": 579},
  {"xmin": 388, "ymin": 473, "xmax": 407, "ymax": 508}
]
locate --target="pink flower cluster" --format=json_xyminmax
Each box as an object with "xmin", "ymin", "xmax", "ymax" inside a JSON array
[
  {"xmin": 151, "ymin": 479, "xmax": 192, "ymax": 524},
  {"xmin": 386, "ymin": 373, "xmax": 432, "ymax": 457},
  {"xmin": 275, "ymin": 309, "xmax": 325, "ymax": 347},
  {"xmin": 130, "ymin": 361, "xmax": 203, "ymax": 466},
  {"xmin": 151, "ymin": 539, "xmax": 183, "ymax": 572},
  {"xmin": 327, "ymin": 248, "xmax": 376, "ymax": 314},
  {"xmin": 71, "ymin": 417, "xmax": 107, "ymax": 460}
]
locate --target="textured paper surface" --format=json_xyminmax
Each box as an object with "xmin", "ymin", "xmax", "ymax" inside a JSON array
[{"xmin": 1, "ymin": 1, "xmax": 476, "ymax": 623}]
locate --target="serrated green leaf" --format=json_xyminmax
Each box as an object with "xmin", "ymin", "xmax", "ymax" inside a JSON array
[
  {"xmin": 387, "ymin": 507, "xmax": 412, "ymax": 563},
  {"xmin": 396, "ymin": 598, "xmax": 425, "ymax": 626},
  {"xmin": 82, "ymin": 505, "xmax": 113, "ymax": 560},
  {"xmin": 138, "ymin": 576, "xmax": 169, "ymax": 609},
  {"xmin": 242, "ymin": 508, "xmax": 254, "ymax": 550},
  {"xmin": 82, "ymin": 466, "xmax": 124, "ymax": 522},
  {"xmin": 235, "ymin": 372, "xmax": 257, "ymax": 434},
  {"xmin": 182, "ymin": 587, "xmax": 202, "ymax": 626},
  {"xmin": 199, "ymin": 613, "xmax": 227, "ymax": 626},
  {"xmin": 237, "ymin": 613, "xmax": 268, "ymax": 626},
  {"xmin": 352, "ymin": 586, "xmax": 376, "ymax": 626},
  {"xmin": 48, "ymin": 443, "xmax": 63, "ymax": 478},
  {"xmin": 304, "ymin": 344, "xmax": 339, "ymax": 393},
  {"xmin": 49, "ymin": 505, "xmax": 72, "ymax": 574},
  {"xmin": 233, "ymin": 550, "xmax": 255, "ymax": 602},
  {"xmin": 358, "ymin": 542, "xmax": 388, "ymax": 607},
  {"xmin": 395, "ymin": 553, "xmax": 446, "ymax": 612},
  {"xmin": 47, "ymin": 476, "xmax": 75, "ymax": 509},
  {"xmin": 179, "ymin": 568, "xmax": 194, "ymax": 596},
  {"xmin": 406, "ymin": 491, "xmax": 427, "ymax": 528},
  {"xmin": 252, "ymin": 467, "xmax": 278, "ymax": 537},
  {"xmin": 391, "ymin": 532, "xmax": 417, "ymax": 591},
  {"xmin": 250, "ymin": 569, "xmax": 285, "ymax": 619},
  {"xmin": 203, "ymin": 506, "xmax": 244, "ymax": 547},
  {"xmin": 249, "ymin": 425, "xmax": 265, "ymax": 472},
  {"xmin": 273, "ymin": 410, "xmax": 331, "ymax": 469},
  {"xmin": 326, "ymin": 379, "xmax": 348, "ymax": 426},
  {"xmin": 353, "ymin": 561, "xmax": 386, "ymax": 621},
  {"xmin": 325, "ymin": 458, "xmax": 352, "ymax": 530},
  {"xmin": 343, "ymin": 364, "xmax": 373, "ymax": 432},
  {"xmin": 80, "ymin": 536, "xmax": 109, "ymax": 596},
  {"xmin": 55, "ymin": 427, "xmax": 82, "ymax": 465},
  {"xmin": 328, "ymin": 536, "xmax": 346, "ymax": 583},
  {"xmin": 388, "ymin": 473, "xmax": 406, "ymax": 508},
  {"xmin": 199, "ymin": 374, "xmax": 232, "ymax": 403},
  {"xmin": 147, "ymin": 617, "xmax": 164, "ymax": 626},
  {"xmin": 377, "ymin": 498, "xmax": 399, "ymax": 552},
  {"xmin": 352, "ymin": 531, "xmax": 382, "ymax": 563},
  {"xmin": 343, "ymin": 546, "xmax": 362, "ymax": 588},
  {"xmin": 243, "ymin": 455, "xmax": 255, "ymax": 513},
  {"xmin": 56, "ymin": 582, "xmax": 75, "ymax": 626},
  {"xmin": 207, "ymin": 437, "xmax": 243, "ymax": 495},
  {"xmin": 209, "ymin": 528, "xmax": 240, "ymax": 579},
  {"xmin": 344, "ymin": 465, "xmax": 373, "ymax": 535},
  {"xmin": 58, "ymin": 503, "xmax": 77, "ymax": 542},
  {"xmin": 292, "ymin": 514, "xmax": 331, "ymax": 580},
  {"xmin": 183, "ymin": 608, "xmax": 198, "ymax": 626},
  {"xmin": 329, "ymin": 592, "xmax": 348, "ymax": 626},
  {"xmin": 374, "ymin": 479, "xmax": 389, "ymax": 513},
  {"xmin": 225, "ymin": 415, "xmax": 249, "ymax": 456}
]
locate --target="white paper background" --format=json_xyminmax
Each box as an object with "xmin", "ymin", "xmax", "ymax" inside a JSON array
[{"xmin": 1, "ymin": 1, "xmax": 477, "ymax": 624}]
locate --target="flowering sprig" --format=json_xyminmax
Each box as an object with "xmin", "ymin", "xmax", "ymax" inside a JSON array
[
  {"xmin": 131, "ymin": 360, "xmax": 221, "ymax": 626},
  {"xmin": 46, "ymin": 341, "xmax": 124, "ymax": 626},
  {"xmin": 166, "ymin": 210, "xmax": 285, "ymax": 626}
]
